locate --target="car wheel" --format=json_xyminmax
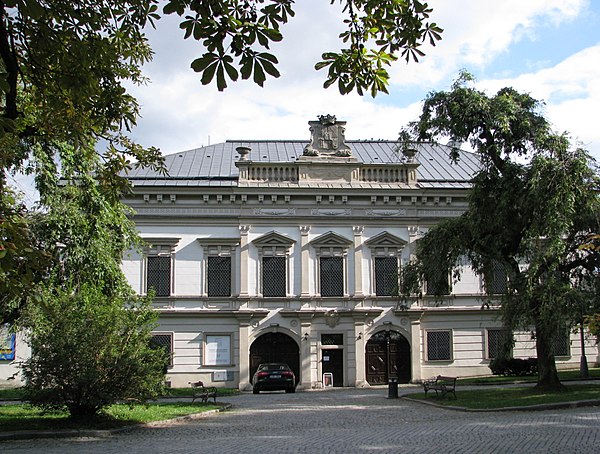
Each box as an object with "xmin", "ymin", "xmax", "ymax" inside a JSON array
[
  {"xmin": 253, "ymin": 388, "xmax": 259, "ymax": 394},
  {"xmin": 285, "ymin": 387, "xmax": 295, "ymax": 393}
]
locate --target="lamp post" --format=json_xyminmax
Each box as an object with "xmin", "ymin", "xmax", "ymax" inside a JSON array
[
  {"xmin": 383, "ymin": 322, "xmax": 398, "ymax": 398},
  {"xmin": 579, "ymin": 317, "xmax": 589, "ymax": 379}
]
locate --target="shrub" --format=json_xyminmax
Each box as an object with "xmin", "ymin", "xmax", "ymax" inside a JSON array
[
  {"xmin": 489, "ymin": 357, "xmax": 538, "ymax": 376},
  {"xmin": 21, "ymin": 284, "xmax": 168, "ymax": 417}
]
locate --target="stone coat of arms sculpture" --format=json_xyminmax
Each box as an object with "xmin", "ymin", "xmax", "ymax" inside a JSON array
[{"xmin": 303, "ymin": 115, "xmax": 352, "ymax": 157}]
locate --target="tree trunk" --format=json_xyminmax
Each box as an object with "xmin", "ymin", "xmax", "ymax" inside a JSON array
[{"xmin": 534, "ymin": 321, "xmax": 566, "ymax": 392}]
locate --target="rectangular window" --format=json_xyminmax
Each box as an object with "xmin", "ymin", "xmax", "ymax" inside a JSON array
[
  {"xmin": 486, "ymin": 261, "xmax": 508, "ymax": 294},
  {"xmin": 552, "ymin": 331, "xmax": 570, "ymax": 357},
  {"xmin": 486, "ymin": 329, "xmax": 511, "ymax": 359},
  {"xmin": 374, "ymin": 256, "xmax": 398, "ymax": 296},
  {"xmin": 425, "ymin": 265, "xmax": 450, "ymax": 295},
  {"xmin": 426, "ymin": 330, "xmax": 452, "ymax": 361},
  {"xmin": 321, "ymin": 333, "xmax": 344, "ymax": 345},
  {"xmin": 147, "ymin": 255, "xmax": 171, "ymax": 297},
  {"xmin": 150, "ymin": 333, "xmax": 173, "ymax": 367},
  {"xmin": 320, "ymin": 256, "xmax": 344, "ymax": 297},
  {"xmin": 262, "ymin": 256, "xmax": 286, "ymax": 297},
  {"xmin": 207, "ymin": 256, "xmax": 231, "ymax": 297}
]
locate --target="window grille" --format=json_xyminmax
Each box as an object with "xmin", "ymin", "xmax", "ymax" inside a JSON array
[
  {"xmin": 320, "ymin": 256, "xmax": 344, "ymax": 297},
  {"xmin": 150, "ymin": 333, "xmax": 173, "ymax": 366},
  {"xmin": 425, "ymin": 263, "xmax": 450, "ymax": 295},
  {"xmin": 262, "ymin": 256, "xmax": 286, "ymax": 297},
  {"xmin": 426, "ymin": 330, "xmax": 452, "ymax": 361},
  {"xmin": 321, "ymin": 333, "xmax": 344, "ymax": 345},
  {"xmin": 487, "ymin": 329, "xmax": 511, "ymax": 359},
  {"xmin": 147, "ymin": 256, "xmax": 171, "ymax": 297},
  {"xmin": 207, "ymin": 256, "xmax": 231, "ymax": 297},
  {"xmin": 486, "ymin": 261, "xmax": 508, "ymax": 294},
  {"xmin": 551, "ymin": 331, "xmax": 570, "ymax": 356},
  {"xmin": 375, "ymin": 256, "xmax": 398, "ymax": 296}
]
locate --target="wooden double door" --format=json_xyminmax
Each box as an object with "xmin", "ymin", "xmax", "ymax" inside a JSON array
[{"xmin": 365, "ymin": 331, "xmax": 411, "ymax": 384}]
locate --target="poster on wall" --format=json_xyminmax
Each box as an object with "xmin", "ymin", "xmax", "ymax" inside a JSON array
[
  {"xmin": 205, "ymin": 335, "xmax": 231, "ymax": 366},
  {"xmin": 0, "ymin": 325, "xmax": 16, "ymax": 361}
]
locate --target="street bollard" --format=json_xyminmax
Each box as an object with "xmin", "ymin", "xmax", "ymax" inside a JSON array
[{"xmin": 388, "ymin": 378, "xmax": 398, "ymax": 399}]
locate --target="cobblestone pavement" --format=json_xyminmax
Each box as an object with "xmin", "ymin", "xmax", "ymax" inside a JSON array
[{"xmin": 2, "ymin": 387, "xmax": 599, "ymax": 453}]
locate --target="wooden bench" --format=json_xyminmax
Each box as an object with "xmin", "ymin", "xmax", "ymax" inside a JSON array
[
  {"xmin": 189, "ymin": 381, "xmax": 217, "ymax": 403},
  {"xmin": 422, "ymin": 375, "xmax": 457, "ymax": 399}
]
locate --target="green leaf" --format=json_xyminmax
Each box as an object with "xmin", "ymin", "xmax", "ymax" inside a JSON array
[
  {"xmin": 216, "ymin": 65, "xmax": 227, "ymax": 91},
  {"xmin": 223, "ymin": 61, "xmax": 239, "ymax": 81},
  {"xmin": 240, "ymin": 55, "xmax": 253, "ymax": 80},
  {"xmin": 163, "ymin": 1, "xmax": 185, "ymax": 16},
  {"xmin": 253, "ymin": 61, "xmax": 266, "ymax": 86},
  {"xmin": 257, "ymin": 53, "xmax": 279, "ymax": 77},
  {"xmin": 200, "ymin": 62, "xmax": 219, "ymax": 85},
  {"xmin": 191, "ymin": 54, "xmax": 219, "ymax": 73},
  {"xmin": 314, "ymin": 61, "xmax": 331, "ymax": 71}
]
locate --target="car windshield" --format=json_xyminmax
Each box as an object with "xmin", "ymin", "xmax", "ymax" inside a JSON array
[{"xmin": 260, "ymin": 364, "xmax": 289, "ymax": 371}]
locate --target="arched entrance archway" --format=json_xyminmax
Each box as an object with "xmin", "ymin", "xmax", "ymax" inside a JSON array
[
  {"xmin": 250, "ymin": 332, "xmax": 300, "ymax": 384},
  {"xmin": 365, "ymin": 330, "xmax": 411, "ymax": 384}
]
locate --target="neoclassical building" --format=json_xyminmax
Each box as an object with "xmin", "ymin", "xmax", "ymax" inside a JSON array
[{"xmin": 117, "ymin": 116, "xmax": 596, "ymax": 390}]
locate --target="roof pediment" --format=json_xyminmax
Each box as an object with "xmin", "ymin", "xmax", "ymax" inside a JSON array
[{"xmin": 309, "ymin": 231, "xmax": 353, "ymax": 248}]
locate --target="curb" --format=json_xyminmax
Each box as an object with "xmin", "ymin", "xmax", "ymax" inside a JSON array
[
  {"xmin": 401, "ymin": 395, "xmax": 600, "ymax": 412},
  {"xmin": 0, "ymin": 403, "xmax": 232, "ymax": 442}
]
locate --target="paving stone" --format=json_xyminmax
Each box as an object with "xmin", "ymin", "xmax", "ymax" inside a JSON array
[{"xmin": 1, "ymin": 388, "xmax": 599, "ymax": 453}]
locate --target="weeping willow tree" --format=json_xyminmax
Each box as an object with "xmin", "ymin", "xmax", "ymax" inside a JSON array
[{"xmin": 402, "ymin": 72, "xmax": 600, "ymax": 391}]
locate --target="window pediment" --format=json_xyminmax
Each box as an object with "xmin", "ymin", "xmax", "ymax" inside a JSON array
[
  {"xmin": 197, "ymin": 238, "xmax": 240, "ymax": 257},
  {"xmin": 142, "ymin": 237, "xmax": 181, "ymax": 255},
  {"xmin": 252, "ymin": 231, "xmax": 296, "ymax": 248},
  {"xmin": 309, "ymin": 231, "xmax": 352, "ymax": 248},
  {"xmin": 365, "ymin": 232, "xmax": 407, "ymax": 249}
]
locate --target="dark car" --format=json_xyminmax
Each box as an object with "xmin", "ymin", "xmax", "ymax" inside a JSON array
[{"xmin": 252, "ymin": 363, "xmax": 296, "ymax": 394}]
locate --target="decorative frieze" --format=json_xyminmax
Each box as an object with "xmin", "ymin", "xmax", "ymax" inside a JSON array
[
  {"xmin": 310, "ymin": 208, "xmax": 352, "ymax": 216},
  {"xmin": 253, "ymin": 208, "xmax": 296, "ymax": 216},
  {"xmin": 365, "ymin": 209, "xmax": 407, "ymax": 217}
]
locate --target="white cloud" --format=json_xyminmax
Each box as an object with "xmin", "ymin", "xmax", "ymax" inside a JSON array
[{"xmin": 388, "ymin": 0, "xmax": 589, "ymax": 87}]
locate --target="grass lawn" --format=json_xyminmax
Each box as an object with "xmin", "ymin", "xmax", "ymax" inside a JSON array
[
  {"xmin": 0, "ymin": 386, "xmax": 239, "ymax": 400},
  {"xmin": 0, "ymin": 402, "xmax": 222, "ymax": 432},
  {"xmin": 406, "ymin": 383, "xmax": 600, "ymax": 409},
  {"xmin": 457, "ymin": 368, "xmax": 600, "ymax": 385},
  {"xmin": 163, "ymin": 387, "xmax": 239, "ymax": 398}
]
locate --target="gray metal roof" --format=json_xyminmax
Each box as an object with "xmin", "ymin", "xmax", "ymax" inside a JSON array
[{"xmin": 126, "ymin": 140, "xmax": 480, "ymax": 188}]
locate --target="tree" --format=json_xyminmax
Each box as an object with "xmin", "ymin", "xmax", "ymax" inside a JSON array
[
  {"xmin": 402, "ymin": 72, "xmax": 600, "ymax": 391},
  {"xmin": 21, "ymin": 283, "xmax": 167, "ymax": 417},
  {"xmin": 0, "ymin": 188, "xmax": 50, "ymax": 324},
  {"xmin": 18, "ymin": 168, "xmax": 169, "ymax": 417}
]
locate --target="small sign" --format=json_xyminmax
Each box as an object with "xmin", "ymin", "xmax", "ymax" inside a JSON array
[
  {"xmin": 323, "ymin": 356, "xmax": 330, "ymax": 362},
  {"xmin": 213, "ymin": 371, "xmax": 234, "ymax": 382},
  {"xmin": 0, "ymin": 325, "xmax": 15, "ymax": 361},
  {"xmin": 323, "ymin": 372, "xmax": 333, "ymax": 387},
  {"xmin": 205, "ymin": 335, "xmax": 231, "ymax": 366}
]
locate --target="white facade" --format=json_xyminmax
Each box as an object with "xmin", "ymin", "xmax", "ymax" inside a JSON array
[{"xmin": 118, "ymin": 117, "xmax": 598, "ymax": 389}]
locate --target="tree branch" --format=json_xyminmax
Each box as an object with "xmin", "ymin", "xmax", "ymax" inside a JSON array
[{"xmin": 0, "ymin": 2, "xmax": 19, "ymax": 120}]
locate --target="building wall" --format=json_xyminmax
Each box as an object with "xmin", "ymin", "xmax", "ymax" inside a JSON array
[{"xmin": 122, "ymin": 222, "xmax": 599, "ymax": 389}]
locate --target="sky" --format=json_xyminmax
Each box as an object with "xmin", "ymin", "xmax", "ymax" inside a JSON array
[{"xmin": 125, "ymin": 0, "xmax": 600, "ymax": 161}]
